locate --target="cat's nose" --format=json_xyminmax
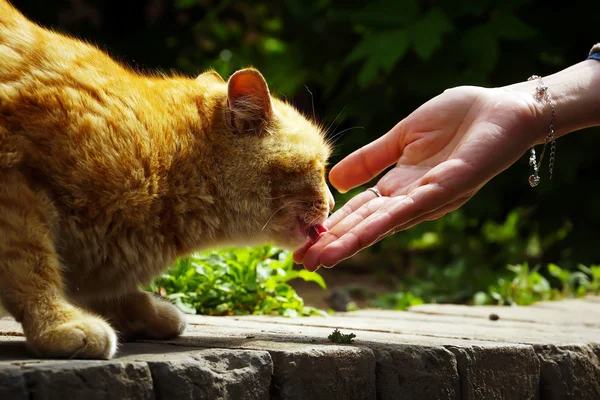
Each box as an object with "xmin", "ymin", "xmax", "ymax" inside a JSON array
[{"xmin": 327, "ymin": 187, "xmax": 335, "ymax": 213}]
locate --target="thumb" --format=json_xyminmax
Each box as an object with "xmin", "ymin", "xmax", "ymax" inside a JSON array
[{"xmin": 329, "ymin": 120, "xmax": 406, "ymax": 192}]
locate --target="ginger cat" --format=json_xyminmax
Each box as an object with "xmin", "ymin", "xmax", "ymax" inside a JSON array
[{"xmin": 0, "ymin": 0, "xmax": 334, "ymax": 359}]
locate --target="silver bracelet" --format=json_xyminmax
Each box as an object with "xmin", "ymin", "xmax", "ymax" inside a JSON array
[{"xmin": 526, "ymin": 75, "xmax": 557, "ymax": 187}]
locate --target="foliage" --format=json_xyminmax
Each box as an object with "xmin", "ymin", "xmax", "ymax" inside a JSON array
[
  {"xmin": 362, "ymin": 206, "xmax": 573, "ymax": 307},
  {"xmin": 148, "ymin": 245, "xmax": 326, "ymax": 317},
  {"xmin": 474, "ymin": 263, "xmax": 600, "ymax": 306},
  {"xmin": 372, "ymin": 291, "xmax": 424, "ymax": 311},
  {"xmin": 328, "ymin": 329, "xmax": 356, "ymax": 344}
]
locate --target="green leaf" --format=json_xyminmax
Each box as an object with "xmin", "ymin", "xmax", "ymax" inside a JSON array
[
  {"xmin": 548, "ymin": 264, "xmax": 569, "ymax": 283},
  {"xmin": 578, "ymin": 264, "xmax": 593, "ymax": 275},
  {"xmin": 408, "ymin": 232, "xmax": 440, "ymax": 250},
  {"xmin": 215, "ymin": 303, "xmax": 230, "ymax": 314},
  {"xmin": 461, "ymin": 25, "xmax": 499, "ymax": 74},
  {"xmin": 348, "ymin": 0, "xmax": 419, "ymax": 26},
  {"xmin": 473, "ymin": 291, "xmax": 490, "ymax": 305},
  {"xmin": 174, "ymin": 0, "xmax": 198, "ymax": 9},
  {"xmin": 488, "ymin": 12, "xmax": 536, "ymax": 40},
  {"xmin": 283, "ymin": 308, "xmax": 298, "ymax": 318},
  {"xmin": 580, "ymin": 264, "xmax": 600, "ymax": 280},
  {"xmin": 410, "ymin": 8, "xmax": 454, "ymax": 60},
  {"xmin": 261, "ymin": 37, "xmax": 287, "ymax": 53},
  {"xmin": 264, "ymin": 18, "xmax": 282, "ymax": 32},
  {"xmin": 507, "ymin": 263, "xmax": 524, "ymax": 275},
  {"xmin": 293, "ymin": 270, "xmax": 327, "ymax": 289},
  {"xmin": 453, "ymin": 0, "xmax": 491, "ymax": 17},
  {"xmin": 173, "ymin": 296, "xmax": 197, "ymax": 315},
  {"xmin": 525, "ymin": 233, "xmax": 542, "ymax": 258},
  {"xmin": 345, "ymin": 29, "xmax": 410, "ymax": 87}
]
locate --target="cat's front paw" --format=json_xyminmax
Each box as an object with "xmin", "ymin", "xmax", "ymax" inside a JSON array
[{"xmin": 29, "ymin": 315, "xmax": 117, "ymax": 359}]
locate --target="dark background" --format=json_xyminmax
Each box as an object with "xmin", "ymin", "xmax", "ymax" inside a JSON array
[{"xmin": 13, "ymin": 0, "xmax": 600, "ymax": 304}]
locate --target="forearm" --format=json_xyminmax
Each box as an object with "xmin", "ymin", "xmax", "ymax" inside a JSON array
[
  {"xmin": 541, "ymin": 59, "xmax": 600, "ymax": 139},
  {"xmin": 506, "ymin": 51, "xmax": 600, "ymax": 145}
]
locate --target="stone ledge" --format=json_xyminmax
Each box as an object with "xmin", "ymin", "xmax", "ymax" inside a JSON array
[
  {"xmin": 1, "ymin": 298, "xmax": 599, "ymax": 399},
  {"xmin": 0, "ymin": 361, "xmax": 154, "ymax": 400}
]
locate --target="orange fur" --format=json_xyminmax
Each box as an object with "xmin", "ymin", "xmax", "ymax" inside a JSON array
[{"xmin": 0, "ymin": 0, "xmax": 332, "ymax": 359}]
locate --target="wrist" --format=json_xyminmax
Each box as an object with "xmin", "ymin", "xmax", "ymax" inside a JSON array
[
  {"xmin": 505, "ymin": 60, "xmax": 600, "ymax": 145},
  {"xmin": 543, "ymin": 60, "xmax": 600, "ymax": 138}
]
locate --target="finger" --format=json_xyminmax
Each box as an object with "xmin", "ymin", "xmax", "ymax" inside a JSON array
[
  {"xmin": 326, "ymin": 189, "xmax": 380, "ymax": 229},
  {"xmin": 301, "ymin": 196, "xmax": 388, "ymax": 271},
  {"xmin": 328, "ymin": 164, "xmax": 428, "ymax": 234},
  {"xmin": 294, "ymin": 189, "xmax": 379, "ymax": 265},
  {"xmin": 329, "ymin": 120, "xmax": 406, "ymax": 193},
  {"xmin": 315, "ymin": 177, "xmax": 459, "ymax": 269},
  {"xmin": 318, "ymin": 191, "xmax": 473, "ymax": 269},
  {"xmin": 311, "ymin": 159, "xmax": 476, "ymax": 269},
  {"xmin": 376, "ymin": 165, "xmax": 430, "ymax": 198},
  {"xmin": 387, "ymin": 196, "xmax": 472, "ymax": 235},
  {"xmin": 311, "ymin": 196, "xmax": 470, "ymax": 269},
  {"xmin": 293, "ymin": 238, "xmax": 312, "ymax": 264},
  {"xmin": 312, "ymin": 195, "xmax": 413, "ymax": 269}
]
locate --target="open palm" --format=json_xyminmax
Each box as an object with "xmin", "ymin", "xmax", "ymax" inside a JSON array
[{"xmin": 295, "ymin": 84, "xmax": 543, "ymax": 271}]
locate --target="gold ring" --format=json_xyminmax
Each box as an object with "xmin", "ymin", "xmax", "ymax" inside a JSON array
[{"xmin": 367, "ymin": 187, "xmax": 382, "ymax": 197}]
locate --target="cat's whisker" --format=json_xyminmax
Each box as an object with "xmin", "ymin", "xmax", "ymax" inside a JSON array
[
  {"xmin": 302, "ymin": 208, "xmax": 311, "ymax": 224},
  {"xmin": 261, "ymin": 206, "xmax": 289, "ymax": 231},
  {"xmin": 302, "ymin": 202, "xmax": 323, "ymax": 226},
  {"xmin": 327, "ymin": 126, "xmax": 365, "ymax": 146},
  {"xmin": 305, "ymin": 85, "xmax": 316, "ymax": 122},
  {"xmin": 261, "ymin": 198, "xmax": 319, "ymax": 231},
  {"xmin": 261, "ymin": 194, "xmax": 293, "ymax": 200},
  {"xmin": 261, "ymin": 200, "xmax": 305, "ymax": 231},
  {"xmin": 323, "ymin": 105, "xmax": 347, "ymax": 138}
]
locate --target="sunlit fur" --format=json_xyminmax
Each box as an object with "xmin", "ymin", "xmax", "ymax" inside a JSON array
[{"xmin": 0, "ymin": 0, "xmax": 332, "ymax": 359}]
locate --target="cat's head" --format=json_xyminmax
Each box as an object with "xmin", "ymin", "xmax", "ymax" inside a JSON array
[{"xmin": 198, "ymin": 68, "xmax": 334, "ymax": 249}]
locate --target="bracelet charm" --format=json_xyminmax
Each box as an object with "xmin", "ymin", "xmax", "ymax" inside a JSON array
[{"xmin": 527, "ymin": 75, "xmax": 556, "ymax": 187}]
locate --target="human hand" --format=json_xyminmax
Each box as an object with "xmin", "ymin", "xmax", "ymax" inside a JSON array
[{"xmin": 295, "ymin": 84, "xmax": 546, "ymax": 271}]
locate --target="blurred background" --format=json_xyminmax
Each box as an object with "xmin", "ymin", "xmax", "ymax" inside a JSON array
[{"xmin": 14, "ymin": 0, "xmax": 600, "ymax": 310}]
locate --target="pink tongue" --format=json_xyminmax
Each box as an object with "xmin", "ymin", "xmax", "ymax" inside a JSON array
[{"xmin": 308, "ymin": 224, "xmax": 328, "ymax": 244}]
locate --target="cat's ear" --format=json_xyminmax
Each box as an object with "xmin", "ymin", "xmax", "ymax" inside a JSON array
[
  {"xmin": 197, "ymin": 70, "xmax": 225, "ymax": 84},
  {"xmin": 227, "ymin": 68, "xmax": 273, "ymax": 133}
]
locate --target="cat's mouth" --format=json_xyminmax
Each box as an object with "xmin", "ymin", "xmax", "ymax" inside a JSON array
[
  {"xmin": 297, "ymin": 218, "xmax": 328, "ymax": 244},
  {"xmin": 307, "ymin": 224, "xmax": 328, "ymax": 244}
]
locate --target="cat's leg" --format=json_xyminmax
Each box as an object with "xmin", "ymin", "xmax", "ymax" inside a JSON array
[
  {"xmin": 0, "ymin": 173, "xmax": 117, "ymax": 359},
  {"xmin": 87, "ymin": 290, "xmax": 186, "ymax": 341}
]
